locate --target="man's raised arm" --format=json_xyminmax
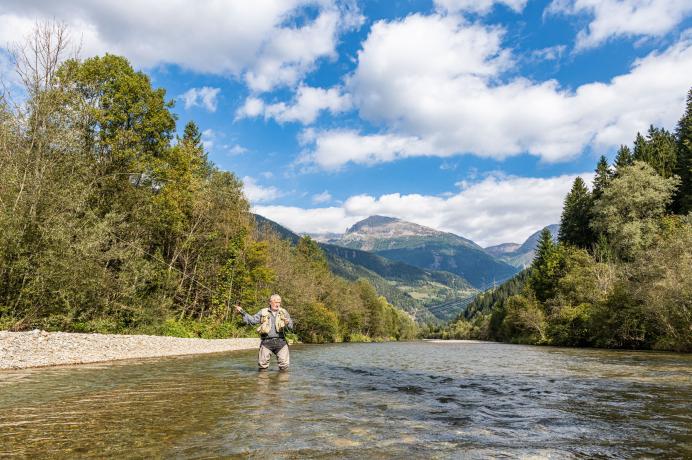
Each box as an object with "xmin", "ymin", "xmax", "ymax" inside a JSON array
[{"xmin": 235, "ymin": 305, "xmax": 261, "ymax": 325}]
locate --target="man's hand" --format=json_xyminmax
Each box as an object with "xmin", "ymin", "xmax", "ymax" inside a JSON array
[{"xmin": 234, "ymin": 304, "xmax": 243, "ymax": 314}]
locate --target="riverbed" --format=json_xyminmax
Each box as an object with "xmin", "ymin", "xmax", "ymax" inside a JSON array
[{"xmin": 1, "ymin": 341, "xmax": 690, "ymax": 458}]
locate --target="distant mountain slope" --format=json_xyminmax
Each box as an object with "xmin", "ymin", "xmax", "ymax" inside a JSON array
[
  {"xmin": 333, "ymin": 215, "xmax": 481, "ymax": 251},
  {"xmin": 254, "ymin": 214, "xmax": 476, "ymax": 321},
  {"xmin": 484, "ymin": 243, "xmax": 520, "ymax": 258},
  {"xmin": 486, "ymin": 224, "xmax": 559, "ymax": 268},
  {"xmin": 328, "ymin": 215, "xmax": 519, "ymax": 289},
  {"xmin": 375, "ymin": 242, "xmax": 518, "ymax": 288}
]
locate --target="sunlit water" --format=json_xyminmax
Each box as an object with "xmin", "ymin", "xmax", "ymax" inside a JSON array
[{"xmin": 1, "ymin": 341, "xmax": 690, "ymax": 458}]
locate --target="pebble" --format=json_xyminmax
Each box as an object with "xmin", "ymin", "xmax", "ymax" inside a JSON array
[{"xmin": 0, "ymin": 331, "xmax": 260, "ymax": 369}]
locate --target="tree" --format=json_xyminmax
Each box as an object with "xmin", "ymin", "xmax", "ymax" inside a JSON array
[
  {"xmin": 614, "ymin": 145, "xmax": 633, "ymax": 172},
  {"xmin": 672, "ymin": 88, "xmax": 692, "ymax": 214},
  {"xmin": 529, "ymin": 228, "xmax": 565, "ymax": 302},
  {"xmin": 559, "ymin": 177, "xmax": 595, "ymax": 248},
  {"xmin": 592, "ymin": 155, "xmax": 612, "ymax": 199},
  {"xmin": 633, "ymin": 126, "xmax": 678, "ymax": 179},
  {"xmin": 591, "ymin": 162, "xmax": 680, "ymax": 260}
]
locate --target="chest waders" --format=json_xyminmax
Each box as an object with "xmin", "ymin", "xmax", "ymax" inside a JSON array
[{"xmin": 258, "ymin": 307, "xmax": 289, "ymax": 354}]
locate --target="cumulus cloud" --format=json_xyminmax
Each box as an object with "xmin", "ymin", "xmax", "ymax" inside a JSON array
[
  {"xmin": 254, "ymin": 172, "xmax": 593, "ymax": 246},
  {"xmin": 434, "ymin": 0, "xmax": 527, "ymax": 15},
  {"xmin": 0, "ymin": 0, "xmax": 362, "ymax": 92},
  {"xmin": 298, "ymin": 14, "xmax": 692, "ymax": 170},
  {"xmin": 179, "ymin": 86, "xmax": 220, "ymax": 112},
  {"xmin": 242, "ymin": 176, "xmax": 283, "ymax": 203},
  {"xmin": 299, "ymin": 129, "xmax": 434, "ymax": 170},
  {"xmin": 547, "ymin": 0, "xmax": 692, "ymax": 49},
  {"xmin": 237, "ymin": 85, "xmax": 352, "ymax": 124}
]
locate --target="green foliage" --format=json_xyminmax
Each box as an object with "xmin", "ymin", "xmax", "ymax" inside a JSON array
[
  {"xmin": 614, "ymin": 145, "xmax": 634, "ymax": 172},
  {"xmin": 591, "ymin": 162, "xmax": 679, "ymax": 259},
  {"xmin": 673, "ymin": 88, "xmax": 692, "ymax": 214},
  {"xmin": 434, "ymin": 92, "xmax": 692, "ymax": 352},
  {"xmin": 592, "ymin": 155, "xmax": 613, "ymax": 199},
  {"xmin": 559, "ymin": 177, "xmax": 595, "ymax": 248},
  {"xmin": 530, "ymin": 229, "xmax": 567, "ymax": 302},
  {"xmin": 0, "ymin": 31, "xmax": 417, "ymax": 344},
  {"xmin": 633, "ymin": 126, "xmax": 678, "ymax": 179}
]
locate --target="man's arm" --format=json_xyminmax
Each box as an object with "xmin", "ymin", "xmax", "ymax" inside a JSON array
[
  {"xmin": 284, "ymin": 311, "xmax": 294, "ymax": 330},
  {"xmin": 235, "ymin": 305, "xmax": 261, "ymax": 325}
]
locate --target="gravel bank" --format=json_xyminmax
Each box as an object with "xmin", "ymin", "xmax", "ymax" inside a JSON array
[{"xmin": 0, "ymin": 330, "xmax": 260, "ymax": 370}]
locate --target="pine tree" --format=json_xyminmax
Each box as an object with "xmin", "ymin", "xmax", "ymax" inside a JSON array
[
  {"xmin": 614, "ymin": 145, "xmax": 633, "ymax": 173},
  {"xmin": 633, "ymin": 131, "xmax": 649, "ymax": 162},
  {"xmin": 592, "ymin": 155, "xmax": 612, "ymax": 199},
  {"xmin": 559, "ymin": 177, "xmax": 595, "ymax": 248},
  {"xmin": 529, "ymin": 227, "xmax": 562, "ymax": 303},
  {"xmin": 673, "ymin": 87, "xmax": 692, "ymax": 214},
  {"xmin": 182, "ymin": 120, "xmax": 203, "ymax": 147},
  {"xmin": 632, "ymin": 126, "xmax": 677, "ymax": 178}
]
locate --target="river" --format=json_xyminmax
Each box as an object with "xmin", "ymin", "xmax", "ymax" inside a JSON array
[{"xmin": 1, "ymin": 341, "xmax": 690, "ymax": 458}]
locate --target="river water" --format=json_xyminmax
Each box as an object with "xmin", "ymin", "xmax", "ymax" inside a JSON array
[{"xmin": 1, "ymin": 341, "xmax": 690, "ymax": 458}]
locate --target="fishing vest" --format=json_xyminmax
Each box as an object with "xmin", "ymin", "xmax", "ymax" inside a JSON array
[{"xmin": 257, "ymin": 307, "xmax": 288, "ymax": 335}]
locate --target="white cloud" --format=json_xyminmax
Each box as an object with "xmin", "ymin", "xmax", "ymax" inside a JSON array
[
  {"xmin": 0, "ymin": 1, "xmax": 362, "ymax": 92},
  {"xmin": 228, "ymin": 144, "xmax": 249, "ymax": 155},
  {"xmin": 312, "ymin": 190, "xmax": 332, "ymax": 204},
  {"xmin": 531, "ymin": 45, "xmax": 567, "ymax": 61},
  {"xmin": 236, "ymin": 97, "xmax": 265, "ymax": 119},
  {"xmin": 300, "ymin": 129, "xmax": 434, "ymax": 170},
  {"xmin": 238, "ymin": 85, "xmax": 351, "ymax": 124},
  {"xmin": 300, "ymin": 15, "xmax": 692, "ymax": 170},
  {"xmin": 179, "ymin": 86, "xmax": 220, "ymax": 112},
  {"xmin": 547, "ymin": 0, "xmax": 692, "ymax": 49},
  {"xmin": 201, "ymin": 129, "xmax": 215, "ymax": 151},
  {"xmin": 242, "ymin": 176, "xmax": 282, "ymax": 203},
  {"xmin": 254, "ymin": 172, "xmax": 593, "ymax": 246},
  {"xmin": 434, "ymin": 0, "xmax": 527, "ymax": 15}
]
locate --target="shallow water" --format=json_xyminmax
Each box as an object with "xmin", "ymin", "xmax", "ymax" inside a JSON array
[{"xmin": 1, "ymin": 341, "xmax": 690, "ymax": 458}]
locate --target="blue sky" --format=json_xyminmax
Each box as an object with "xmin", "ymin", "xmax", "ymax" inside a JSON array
[{"xmin": 1, "ymin": 0, "xmax": 691, "ymax": 245}]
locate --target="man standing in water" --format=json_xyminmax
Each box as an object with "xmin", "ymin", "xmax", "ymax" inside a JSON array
[{"xmin": 235, "ymin": 294, "xmax": 293, "ymax": 370}]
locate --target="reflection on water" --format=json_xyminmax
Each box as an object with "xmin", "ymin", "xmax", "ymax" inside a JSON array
[{"xmin": 1, "ymin": 342, "xmax": 690, "ymax": 458}]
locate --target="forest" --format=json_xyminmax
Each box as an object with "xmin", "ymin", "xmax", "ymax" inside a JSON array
[
  {"xmin": 436, "ymin": 88, "xmax": 692, "ymax": 352},
  {"xmin": 0, "ymin": 25, "xmax": 417, "ymax": 343}
]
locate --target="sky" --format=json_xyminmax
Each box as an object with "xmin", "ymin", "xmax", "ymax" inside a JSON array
[{"xmin": 1, "ymin": 0, "xmax": 691, "ymax": 246}]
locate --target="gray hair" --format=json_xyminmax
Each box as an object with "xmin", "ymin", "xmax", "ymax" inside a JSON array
[{"xmin": 269, "ymin": 294, "xmax": 282, "ymax": 303}]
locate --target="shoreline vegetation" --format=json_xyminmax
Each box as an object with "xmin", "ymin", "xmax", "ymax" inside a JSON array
[
  {"xmin": 431, "ymin": 89, "xmax": 692, "ymax": 353},
  {"xmin": 0, "ymin": 24, "xmax": 417, "ymax": 345},
  {"xmin": 1, "ymin": 24, "xmax": 689, "ymax": 356}
]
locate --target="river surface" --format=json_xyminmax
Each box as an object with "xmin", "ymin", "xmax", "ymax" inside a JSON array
[{"xmin": 1, "ymin": 341, "xmax": 690, "ymax": 458}]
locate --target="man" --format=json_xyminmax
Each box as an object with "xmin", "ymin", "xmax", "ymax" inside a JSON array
[{"xmin": 235, "ymin": 294, "xmax": 293, "ymax": 370}]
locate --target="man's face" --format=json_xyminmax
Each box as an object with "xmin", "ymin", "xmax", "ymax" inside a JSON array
[{"xmin": 270, "ymin": 299, "xmax": 281, "ymax": 311}]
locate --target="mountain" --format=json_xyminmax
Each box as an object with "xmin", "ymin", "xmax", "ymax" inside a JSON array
[
  {"xmin": 334, "ymin": 215, "xmax": 481, "ymax": 251},
  {"xmin": 329, "ymin": 216, "xmax": 519, "ymax": 289},
  {"xmin": 484, "ymin": 242, "xmax": 521, "ymax": 258},
  {"xmin": 254, "ymin": 214, "xmax": 477, "ymax": 321},
  {"xmin": 485, "ymin": 224, "xmax": 559, "ymax": 268}
]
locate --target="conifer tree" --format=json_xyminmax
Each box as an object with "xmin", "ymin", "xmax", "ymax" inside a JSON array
[
  {"xmin": 592, "ymin": 155, "xmax": 612, "ymax": 199},
  {"xmin": 673, "ymin": 88, "xmax": 692, "ymax": 214},
  {"xmin": 529, "ymin": 227, "xmax": 561, "ymax": 303},
  {"xmin": 182, "ymin": 120, "xmax": 203, "ymax": 148},
  {"xmin": 633, "ymin": 126, "xmax": 677, "ymax": 178},
  {"xmin": 614, "ymin": 145, "xmax": 633, "ymax": 172},
  {"xmin": 559, "ymin": 177, "xmax": 595, "ymax": 248}
]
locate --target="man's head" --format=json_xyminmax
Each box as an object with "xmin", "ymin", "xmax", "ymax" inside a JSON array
[{"xmin": 269, "ymin": 294, "xmax": 281, "ymax": 311}]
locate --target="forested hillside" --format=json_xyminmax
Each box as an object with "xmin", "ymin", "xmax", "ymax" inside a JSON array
[
  {"xmin": 436, "ymin": 89, "xmax": 692, "ymax": 352},
  {"xmin": 255, "ymin": 214, "xmax": 472, "ymax": 322},
  {"xmin": 0, "ymin": 26, "xmax": 417, "ymax": 343}
]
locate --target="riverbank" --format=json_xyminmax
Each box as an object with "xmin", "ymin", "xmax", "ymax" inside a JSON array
[{"xmin": 0, "ymin": 330, "xmax": 260, "ymax": 370}]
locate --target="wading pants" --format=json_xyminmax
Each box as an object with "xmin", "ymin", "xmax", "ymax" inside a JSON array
[{"xmin": 258, "ymin": 337, "xmax": 289, "ymax": 370}]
